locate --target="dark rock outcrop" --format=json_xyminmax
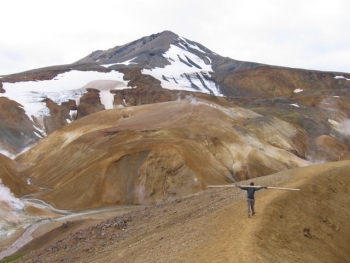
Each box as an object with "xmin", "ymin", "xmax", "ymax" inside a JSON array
[
  {"xmin": 42, "ymin": 98, "xmax": 76, "ymax": 134},
  {"xmin": 77, "ymin": 89, "xmax": 105, "ymax": 119},
  {"xmin": 0, "ymin": 82, "xmax": 4, "ymax": 93},
  {"xmin": 0, "ymin": 97, "xmax": 40, "ymax": 155}
]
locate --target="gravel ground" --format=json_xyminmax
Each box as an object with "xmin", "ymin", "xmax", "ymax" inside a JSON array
[{"xmin": 13, "ymin": 170, "xmax": 295, "ymax": 263}]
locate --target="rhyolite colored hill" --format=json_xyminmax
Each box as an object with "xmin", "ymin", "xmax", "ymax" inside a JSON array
[
  {"xmin": 1, "ymin": 30, "xmax": 350, "ymax": 263},
  {"xmin": 0, "ymin": 30, "xmax": 349, "ymax": 206}
]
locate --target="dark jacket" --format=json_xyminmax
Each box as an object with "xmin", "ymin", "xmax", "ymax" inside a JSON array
[{"xmin": 239, "ymin": 186, "xmax": 263, "ymax": 199}]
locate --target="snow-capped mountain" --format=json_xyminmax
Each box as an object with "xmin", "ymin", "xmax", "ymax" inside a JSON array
[
  {"xmin": 2, "ymin": 31, "xmax": 350, "ymax": 249},
  {"xmin": 0, "ymin": 31, "xmax": 230, "ymax": 123},
  {"xmin": 1, "ymin": 30, "xmax": 350, "ymax": 156},
  {"xmin": 77, "ymin": 31, "xmax": 222, "ymax": 94},
  {"xmin": 75, "ymin": 31, "xmax": 236, "ymax": 96},
  {"xmin": 0, "ymin": 30, "xmax": 257, "ymax": 156}
]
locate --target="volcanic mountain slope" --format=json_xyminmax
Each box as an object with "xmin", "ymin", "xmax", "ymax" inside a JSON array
[
  {"xmin": 1, "ymin": 30, "xmax": 350, "ymax": 262},
  {"xmin": 10, "ymin": 160, "xmax": 350, "ymax": 263},
  {"xmin": 0, "ymin": 30, "xmax": 349, "ymax": 211},
  {"xmin": 3, "ymin": 92, "xmax": 350, "ymax": 211},
  {"xmin": 1, "ymin": 30, "xmax": 350, "ymax": 157},
  {"xmin": 0, "ymin": 153, "xmax": 37, "ymax": 197},
  {"xmin": 14, "ymin": 98, "xmax": 309, "ymax": 210}
]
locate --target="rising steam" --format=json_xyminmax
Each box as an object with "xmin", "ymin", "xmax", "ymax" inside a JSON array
[{"xmin": 0, "ymin": 179, "xmax": 25, "ymax": 237}]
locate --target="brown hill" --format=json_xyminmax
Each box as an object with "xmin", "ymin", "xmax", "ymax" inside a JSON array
[
  {"xmin": 15, "ymin": 98, "xmax": 308, "ymax": 210},
  {"xmin": 214, "ymin": 65, "xmax": 350, "ymax": 99},
  {"xmin": 9, "ymin": 160, "xmax": 350, "ymax": 263}
]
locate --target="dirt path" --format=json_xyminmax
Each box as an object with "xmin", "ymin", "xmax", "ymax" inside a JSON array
[
  {"xmin": 185, "ymin": 161, "xmax": 350, "ymax": 263},
  {"xmin": 12, "ymin": 161, "xmax": 350, "ymax": 263},
  {"xmin": 76, "ymin": 171, "xmax": 295, "ymax": 263},
  {"xmin": 179, "ymin": 185, "xmax": 285, "ymax": 263}
]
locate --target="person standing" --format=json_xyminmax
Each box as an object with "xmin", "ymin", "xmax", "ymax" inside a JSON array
[{"xmin": 236, "ymin": 182, "xmax": 267, "ymax": 218}]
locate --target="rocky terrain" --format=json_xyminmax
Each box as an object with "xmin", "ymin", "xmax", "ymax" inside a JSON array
[
  {"xmin": 0, "ymin": 31, "xmax": 350, "ymax": 262},
  {"xmin": 1, "ymin": 160, "xmax": 349, "ymax": 263}
]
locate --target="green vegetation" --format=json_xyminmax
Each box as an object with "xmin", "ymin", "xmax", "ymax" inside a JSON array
[{"xmin": 0, "ymin": 254, "xmax": 23, "ymax": 263}]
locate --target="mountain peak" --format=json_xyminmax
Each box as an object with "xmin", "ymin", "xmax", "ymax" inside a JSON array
[
  {"xmin": 150, "ymin": 30, "xmax": 179, "ymax": 39},
  {"xmin": 74, "ymin": 30, "xmax": 213, "ymax": 69},
  {"xmin": 71, "ymin": 30, "xmax": 222, "ymax": 95}
]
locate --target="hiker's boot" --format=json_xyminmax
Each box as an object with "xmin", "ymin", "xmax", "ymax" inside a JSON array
[
  {"xmin": 248, "ymin": 213, "xmax": 251, "ymax": 218},
  {"xmin": 252, "ymin": 211, "xmax": 255, "ymax": 216}
]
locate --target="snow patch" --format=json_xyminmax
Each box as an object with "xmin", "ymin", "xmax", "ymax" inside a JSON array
[
  {"xmin": 290, "ymin": 103, "xmax": 300, "ymax": 107},
  {"xmin": 99, "ymin": 90, "xmax": 114, "ymax": 109},
  {"xmin": 178, "ymin": 43, "xmax": 188, "ymax": 50},
  {"xmin": 34, "ymin": 132, "xmax": 42, "ymax": 138},
  {"xmin": 0, "ymin": 150, "xmax": 15, "ymax": 159},
  {"xmin": 142, "ymin": 45, "xmax": 219, "ymax": 95},
  {"xmin": 178, "ymin": 37, "xmax": 206, "ymax": 53},
  {"xmin": 34, "ymin": 124, "xmax": 46, "ymax": 137},
  {"xmin": 102, "ymin": 57, "xmax": 138, "ymax": 67},
  {"xmin": 334, "ymin": 75, "xmax": 350, "ymax": 81},
  {"xmin": 0, "ymin": 70, "xmax": 128, "ymax": 119},
  {"xmin": 330, "ymin": 119, "xmax": 350, "ymax": 136},
  {"xmin": 294, "ymin": 89, "xmax": 303, "ymax": 93},
  {"xmin": 328, "ymin": 119, "xmax": 339, "ymax": 127},
  {"xmin": 70, "ymin": 110, "xmax": 77, "ymax": 119}
]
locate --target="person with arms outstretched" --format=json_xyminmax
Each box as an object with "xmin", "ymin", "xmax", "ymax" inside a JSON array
[{"xmin": 237, "ymin": 182, "xmax": 267, "ymax": 218}]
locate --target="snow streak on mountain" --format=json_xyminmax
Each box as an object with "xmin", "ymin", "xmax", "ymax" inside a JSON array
[
  {"xmin": 0, "ymin": 31, "xmax": 221, "ymax": 121},
  {"xmin": 142, "ymin": 43, "xmax": 219, "ymax": 95}
]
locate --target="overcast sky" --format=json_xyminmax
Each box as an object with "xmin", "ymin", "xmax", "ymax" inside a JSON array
[{"xmin": 1, "ymin": 0, "xmax": 349, "ymax": 75}]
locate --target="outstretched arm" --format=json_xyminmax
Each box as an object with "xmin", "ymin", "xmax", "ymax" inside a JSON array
[
  {"xmin": 256, "ymin": 186, "xmax": 267, "ymax": 191},
  {"xmin": 236, "ymin": 185, "xmax": 248, "ymax": 190}
]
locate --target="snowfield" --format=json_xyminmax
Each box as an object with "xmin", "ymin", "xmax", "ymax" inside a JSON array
[{"xmin": 0, "ymin": 70, "xmax": 129, "ymax": 119}]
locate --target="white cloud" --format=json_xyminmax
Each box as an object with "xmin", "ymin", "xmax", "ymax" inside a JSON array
[{"xmin": 0, "ymin": 0, "xmax": 349, "ymax": 75}]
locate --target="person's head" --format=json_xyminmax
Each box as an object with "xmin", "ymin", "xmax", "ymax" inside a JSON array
[{"xmin": 250, "ymin": 182, "xmax": 254, "ymax": 186}]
